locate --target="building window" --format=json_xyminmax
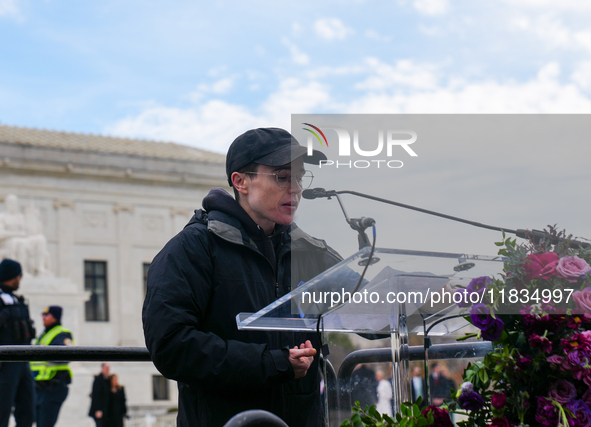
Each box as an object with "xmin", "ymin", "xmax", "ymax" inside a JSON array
[
  {"xmin": 153, "ymin": 375, "xmax": 169, "ymax": 400},
  {"xmin": 84, "ymin": 261, "xmax": 109, "ymax": 321},
  {"xmin": 143, "ymin": 262, "xmax": 150, "ymax": 295}
]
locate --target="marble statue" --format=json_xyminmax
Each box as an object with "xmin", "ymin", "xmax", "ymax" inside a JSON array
[{"xmin": 0, "ymin": 194, "xmax": 51, "ymax": 276}]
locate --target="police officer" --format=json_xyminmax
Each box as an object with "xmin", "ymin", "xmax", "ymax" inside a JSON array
[
  {"xmin": 0, "ymin": 259, "xmax": 35, "ymax": 427},
  {"xmin": 31, "ymin": 306, "xmax": 73, "ymax": 427}
]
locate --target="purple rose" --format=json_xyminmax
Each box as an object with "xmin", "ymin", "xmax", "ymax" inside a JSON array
[
  {"xmin": 455, "ymin": 276, "xmax": 491, "ymax": 308},
  {"xmin": 467, "ymin": 276, "xmax": 491, "ymax": 294},
  {"xmin": 470, "ymin": 304, "xmax": 504, "ymax": 341},
  {"xmin": 566, "ymin": 400, "xmax": 591, "ymax": 427},
  {"xmin": 548, "ymin": 379, "xmax": 577, "ymax": 404},
  {"xmin": 583, "ymin": 389, "xmax": 591, "ymax": 407},
  {"xmin": 574, "ymin": 288, "xmax": 591, "ymax": 315},
  {"xmin": 482, "ymin": 317, "xmax": 504, "ymax": 341},
  {"xmin": 557, "ymin": 256, "xmax": 591, "ymax": 283},
  {"xmin": 535, "ymin": 397, "xmax": 559, "ymax": 427},
  {"xmin": 547, "ymin": 354, "xmax": 566, "ymax": 370},
  {"xmin": 460, "ymin": 381, "xmax": 473, "ymax": 394},
  {"xmin": 458, "ymin": 391, "xmax": 485, "ymax": 411},
  {"xmin": 470, "ymin": 303, "xmax": 495, "ymax": 329}
]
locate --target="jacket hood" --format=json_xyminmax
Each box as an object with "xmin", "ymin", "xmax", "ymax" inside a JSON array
[{"xmin": 187, "ymin": 188, "xmax": 336, "ymax": 257}]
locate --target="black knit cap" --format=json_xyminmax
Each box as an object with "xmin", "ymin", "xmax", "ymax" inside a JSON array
[
  {"xmin": 43, "ymin": 306, "xmax": 62, "ymax": 322},
  {"xmin": 0, "ymin": 259, "xmax": 22, "ymax": 283},
  {"xmin": 226, "ymin": 127, "xmax": 327, "ymax": 187}
]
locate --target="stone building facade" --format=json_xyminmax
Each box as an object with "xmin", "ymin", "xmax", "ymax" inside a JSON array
[{"xmin": 0, "ymin": 125, "xmax": 227, "ymax": 426}]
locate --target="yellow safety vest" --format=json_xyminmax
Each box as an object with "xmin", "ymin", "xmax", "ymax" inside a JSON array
[{"xmin": 30, "ymin": 325, "xmax": 74, "ymax": 381}]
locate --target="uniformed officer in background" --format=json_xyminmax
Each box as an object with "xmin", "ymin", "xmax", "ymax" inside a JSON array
[
  {"xmin": 31, "ymin": 305, "xmax": 74, "ymax": 427},
  {"xmin": 0, "ymin": 258, "xmax": 36, "ymax": 427}
]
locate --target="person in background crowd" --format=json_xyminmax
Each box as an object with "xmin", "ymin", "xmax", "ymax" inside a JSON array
[
  {"xmin": 89, "ymin": 363, "xmax": 111, "ymax": 427},
  {"xmin": 0, "ymin": 259, "xmax": 35, "ymax": 427},
  {"xmin": 375, "ymin": 370, "xmax": 393, "ymax": 417},
  {"xmin": 429, "ymin": 362, "xmax": 455, "ymax": 406},
  {"xmin": 351, "ymin": 364, "xmax": 378, "ymax": 409},
  {"xmin": 411, "ymin": 366, "xmax": 426, "ymax": 407},
  {"xmin": 104, "ymin": 374, "xmax": 127, "ymax": 427},
  {"xmin": 31, "ymin": 305, "xmax": 74, "ymax": 427}
]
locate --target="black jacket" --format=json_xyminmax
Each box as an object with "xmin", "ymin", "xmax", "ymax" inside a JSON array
[
  {"xmin": 143, "ymin": 188, "xmax": 341, "ymax": 427},
  {"xmin": 104, "ymin": 387, "xmax": 127, "ymax": 427},
  {"xmin": 89, "ymin": 374, "xmax": 110, "ymax": 418},
  {"xmin": 0, "ymin": 284, "xmax": 34, "ymax": 345}
]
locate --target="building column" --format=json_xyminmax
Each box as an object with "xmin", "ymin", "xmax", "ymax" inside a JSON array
[
  {"xmin": 114, "ymin": 203, "xmax": 137, "ymax": 346},
  {"xmin": 53, "ymin": 199, "xmax": 76, "ymax": 280}
]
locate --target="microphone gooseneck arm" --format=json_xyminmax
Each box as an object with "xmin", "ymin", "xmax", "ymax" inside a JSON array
[
  {"xmin": 303, "ymin": 188, "xmax": 375, "ymax": 249},
  {"xmin": 303, "ymin": 188, "xmax": 590, "ymax": 248}
]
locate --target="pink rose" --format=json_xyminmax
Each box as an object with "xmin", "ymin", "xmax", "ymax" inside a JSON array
[
  {"xmin": 523, "ymin": 252, "xmax": 559, "ymax": 282},
  {"xmin": 573, "ymin": 288, "xmax": 591, "ymax": 315},
  {"xmin": 556, "ymin": 256, "xmax": 591, "ymax": 283}
]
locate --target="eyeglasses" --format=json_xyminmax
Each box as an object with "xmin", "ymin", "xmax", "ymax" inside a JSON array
[{"xmin": 245, "ymin": 170, "xmax": 314, "ymax": 189}]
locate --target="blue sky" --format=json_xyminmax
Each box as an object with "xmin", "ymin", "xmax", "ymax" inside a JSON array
[{"xmin": 3, "ymin": 0, "xmax": 591, "ymax": 154}]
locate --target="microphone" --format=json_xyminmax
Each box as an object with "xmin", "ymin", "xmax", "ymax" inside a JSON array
[
  {"xmin": 349, "ymin": 217, "xmax": 376, "ymax": 230},
  {"xmin": 302, "ymin": 188, "xmax": 333, "ymax": 200}
]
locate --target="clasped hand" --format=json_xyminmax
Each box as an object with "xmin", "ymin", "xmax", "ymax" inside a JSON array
[{"xmin": 289, "ymin": 340, "xmax": 317, "ymax": 379}]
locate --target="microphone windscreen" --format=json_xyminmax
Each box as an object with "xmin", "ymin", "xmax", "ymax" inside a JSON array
[{"xmin": 302, "ymin": 189, "xmax": 317, "ymax": 200}]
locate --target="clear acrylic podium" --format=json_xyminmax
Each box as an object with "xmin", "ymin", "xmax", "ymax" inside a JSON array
[{"xmin": 237, "ymin": 247, "xmax": 504, "ymax": 426}]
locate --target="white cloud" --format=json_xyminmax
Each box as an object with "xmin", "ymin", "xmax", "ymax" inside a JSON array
[
  {"xmin": 106, "ymin": 79, "xmax": 331, "ymax": 153},
  {"xmin": 364, "ymin": 29, "xmax": 391, "ymax": 42},
  {"xmin": 105, "ymin": 100, "xmax": 259, "ymax": 153},
  {"xmin": 281, "ymin": 38, "xmax": 310, "ymax": 65},
  {"xmin": 511, "ymin": 14, "xmax": 591, "ymax": 53},
  {"xmin": 314, "ymin": 18, "xmax": 353, "ymax": 41},
  {"xmin": 354, "ymin": 58, "xmax": 441, "ymax": 91},
  {"xmin": 349, "ymin": 62, "xmax": 591, "ymax": 113},
  {"xmin": 412, "ymin": 0, "xmax": 449, "ymax": 16},
  {"xmin": 292, "ymin": 22, "xmax": 302, "ymax": 35},
  {"xmin": 206, "ymin": 78, "xmax": 234, "ymax": 94},
  {"xmin": 304, "ymin": 64, "xmax": 366, "ymax": 79},
  {"xmin": 188, "ymin": 77, "xmax": 236, "ymax": 103},
  {"xmin": 501, "ymin": 0, "xmax": 591, "ymax": 11},
  {"xmin": 571, "ymin": 61, "xmax": 591, "ymax": 90},
  {"xmin": 107, "ymin": 62, "xmax": 591, "ymax": 154},
  {"xmin": 0, "ymin": 0, "xmax": 20, "ymax": 18},
  {"xmin": 262, "ymin": 79, "xmax": 331, "ymax": 125}
]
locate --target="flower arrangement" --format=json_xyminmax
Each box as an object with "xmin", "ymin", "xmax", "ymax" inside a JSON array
[
  {"xmin": 340, "ymin": 228, "xmax": 591, "ymax": 427},
  {"xmin": 451, "ymin": 228, "xmax": 591, "ymax": 427}
]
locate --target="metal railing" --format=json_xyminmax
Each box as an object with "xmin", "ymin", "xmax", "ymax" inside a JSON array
[
  {"xmin": 0, "ymin": 342, "xmax": 493, "ymax": 427},
  {"xmin": 0, "ymin": 346, "xmax": 151, "ymax": 361}
]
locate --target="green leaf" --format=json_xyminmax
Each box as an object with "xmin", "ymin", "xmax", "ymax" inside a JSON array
[{"xmin": 368, "ymin": 406, "xmax": 381, "ymax": 421}]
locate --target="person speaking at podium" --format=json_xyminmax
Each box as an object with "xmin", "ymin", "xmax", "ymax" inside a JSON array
[{"xmin": 143, "ymin": 128, "xmax": 342, "ymax": 427}]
